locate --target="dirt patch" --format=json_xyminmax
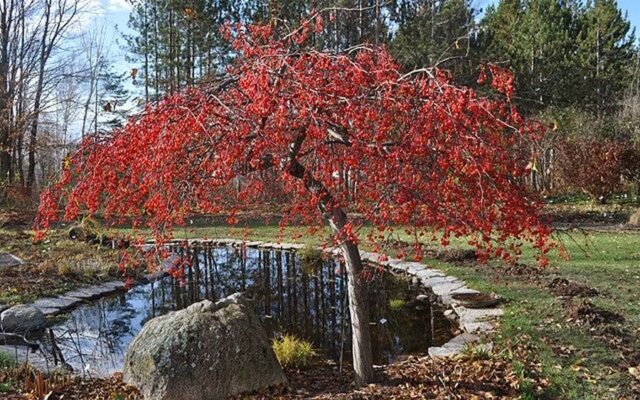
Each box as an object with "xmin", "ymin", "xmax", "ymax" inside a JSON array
[
  {"xmin": 548, "ymin": 277, "xmax": 598, "ymax": 298},
  {"xmin": 568, "ymin": 300, "xmax": 625, "ymax": 326}
]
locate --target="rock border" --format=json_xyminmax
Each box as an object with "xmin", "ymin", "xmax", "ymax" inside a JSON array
[{"xmin": 8, "ymin": 238, "xmax": 502, "ymax": 358}]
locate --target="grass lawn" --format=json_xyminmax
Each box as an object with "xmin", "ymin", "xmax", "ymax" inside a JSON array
[{"xmin": 1, "ymin": 223, "xmax": 639, "ymax": 398}]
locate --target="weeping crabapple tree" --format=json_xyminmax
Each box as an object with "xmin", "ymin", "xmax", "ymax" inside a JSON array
[{"xmin": 36, "ymin": 18, "xmax": 551, "ymax": 385}]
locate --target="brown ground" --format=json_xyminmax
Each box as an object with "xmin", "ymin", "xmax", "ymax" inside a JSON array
[{"xmin": 1, "ymin": 344, "xmax": 545, "ymax": 400}]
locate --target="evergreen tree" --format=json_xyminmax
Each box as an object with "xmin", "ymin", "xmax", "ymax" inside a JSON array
[
  {"xmin": 480, "ymin": 0, "xmax": 579, "ymax": 113},
  {"xmin": 391, "ymin": 0, "xmax": 477, "ymax": 81},
  {"xmin": 98, "ymin": 66, "xmax": 131, "ymax": 131},
  {"xmin": 576, "ymin": 0, "xmax": 636, "ymax": 116}
]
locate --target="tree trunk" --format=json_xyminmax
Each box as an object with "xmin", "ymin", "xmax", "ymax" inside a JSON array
[
  {"xmin": 285, "ymin": 133, "xmax": 374, "ymax": 385},
  {"xmin": 327, "ymin": 208, "xmax": 374, "ymax": 386}
]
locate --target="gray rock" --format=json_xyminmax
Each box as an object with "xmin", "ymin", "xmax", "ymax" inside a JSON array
[
  {"xmin": 428, "ymin": 346, "xmax": 459, "ymax": 357},
  {"xmin": 101, "ymin": 281, "xmax": 125, "ymax": 290},
  {"xmin": 404, "ymin": 262, "xmax": 426, "ymax": 273},
  {"xmin": 428, "ymin": 333, "xmax": 482, "ymax": 357},
  {"xmin": 415, "ymin": 269, "xmax": 446, "ymax": 280},
  {"xmin": 416, "ymin": 294, "xmax": 431, "ymax": 302},
  {"xmin": 444, "ymin": 333, "xmax": 480, "ymax": 349},
  {"xmin": 1, "ymin": 304, "xmax": 46, "ymax": 333},
  {"xmin": 421, "ymin": 276, "xmax": 457, "ymax": 288},
  {"xmin": 0, "ymin": 252, "xmax": 23, "ymax": 269},
  {"xmin": 123, "ymin": 293, "xmax": 287, "ymax": 400},
  {"xmin": 431, "ymin": 281, "xmax": 466, "ymax": 296},
  {"xmin": 0, "ymin": 304, "xmax": 7, "ymax": 314},
  {"xmin": 31, "ymin": 296, "xmax": 81, "ymax": 311}
]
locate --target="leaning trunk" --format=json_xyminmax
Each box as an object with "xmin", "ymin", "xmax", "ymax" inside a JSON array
[
  {"xmin": 285, "ymin": 133, "xmax": 374, "ymax": 385},
  {"xmin": 329, "ymin": 215, "xmax": 374, "ymax": 386}
]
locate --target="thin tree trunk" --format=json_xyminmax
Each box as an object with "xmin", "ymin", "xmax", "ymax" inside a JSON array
[{"xmin": 286, "ymin": 133, "xmax": 374, "ymax": 385}]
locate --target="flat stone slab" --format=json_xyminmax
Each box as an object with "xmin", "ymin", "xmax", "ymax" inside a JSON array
[
  {"xmin": 453, "ymin": 305, "xmax": 504, "ymax": 322},
  {"xmin": 62, "ymin": 288, "xmax": 102, "ymax": 300},
  {"xmin": 0, "ymin": 252, "xmax": 23, "ymax": 268},
  {"xmin": 431, "ymin": 281, "xmax": 466, "ymax": 296},
  {"xmin": 31, "ymin": 296, "xmax": 81, "ymax": 311},
  {"xmin": 415, "ymin": 269, "xmax": 446, "ymax": 280},
  {"xmin": 38, "ymin": 307, "xmax": 62, "ymax": 316},
  {"xmin": 100, "ymin": 281, "xmax": 125, "ymax": 290},
  {"xmin": 420, "ymin": 275, "xmax": 458, "ymax": 287},
  {"xmin": 428, "ymin": 346, "xmax": 460, "ymax": 357}
]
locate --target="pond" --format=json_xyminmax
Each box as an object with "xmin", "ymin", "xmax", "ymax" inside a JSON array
[{"xmin": 32, "ymin": 245, "xmax": 454, "ymax": 377}]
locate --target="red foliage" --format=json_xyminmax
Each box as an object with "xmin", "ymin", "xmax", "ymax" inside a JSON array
[
  {"xmin": 36, "ymin": 18, "xmax": 550, "ymax": 264},
  {"xmin": 556, "ymin": 138, "xmax": 632, "ymax": 203}
]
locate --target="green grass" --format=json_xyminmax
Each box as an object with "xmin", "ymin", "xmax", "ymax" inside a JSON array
[
  {"xmin": 272, "ymin": 334, "xmax": 316, "ymax": 369},
  {"xmin": 0, "ymin": 351, "xmax": 17, "ymax": 369}
]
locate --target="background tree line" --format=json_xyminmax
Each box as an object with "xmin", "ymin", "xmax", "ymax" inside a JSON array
[{"xmin": 1, "ymin": 0, "xmax": 639, "ymax": 206}]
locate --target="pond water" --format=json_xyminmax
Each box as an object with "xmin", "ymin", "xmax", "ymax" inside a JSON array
[{"xmin": 33, "ymin": 246, "xmax": 454, "ymax": 377}]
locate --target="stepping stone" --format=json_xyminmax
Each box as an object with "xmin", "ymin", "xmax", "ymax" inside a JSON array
[
  {"xmin": 0, "ymin": 252, "xmax": 23, "ymax": 269},
  {"xmin": 428, "ymin": 333, "xmax": 483, "ymax": 357},
  {"xmin": 39, "ymin": 307, "xmax": 62, "ymax": 316},
  {"xmin": 453, "ymin": 305, "xmax": 504, "ymax": 322},
  {"xmin": 428, "ymin": 346, "xmax": 459, "ymax": 357},
  {"xmin": 462, "ymin": 321, "xmax": 496, "ymax": 333},
  {"xmin": 443, "ymin": 333, "xmax": 481, "ymax": 349},
  {"xmin": 421, "ymin": 276, "xmax": 457, "ymax": 288},
  {"xmin": 31, "ymin": 296, "xmax": 80, "ymax": 312},
  {"xmin": 397, "ymin": 262, "xmax": 425, "ymax": 274},
  {"xmin": 415, "ymin": 269, "xmax": 445, "ymax": 280},
  {"xmin": 63, "ymin": 288, "xmax": 101, "ymax": 300},
  {"xmin": 101, "ymin": 281, "xmax": 125, "ymax": 290},
  {"xmin": 431, "ymin": 280, "xmax": 466, "ymax": 296}
]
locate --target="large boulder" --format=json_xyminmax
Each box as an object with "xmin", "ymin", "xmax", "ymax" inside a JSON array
[
  {"xmin": 1, "ymin": 304, "xmax": 46, "ymax": 333},
  {"xmin": 123, "ymin": 293, "xmax": 286, "ymax": 400},
  {"xmin": 629, "ymin": 208, "xmax": 640, "ymax": 226}
]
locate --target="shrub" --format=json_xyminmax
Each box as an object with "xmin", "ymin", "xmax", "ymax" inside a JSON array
[
  {"xmin": 298, "ymin": 245, "xmax": 323, "ymax": 277},
  {"xmin": 272, "ymin": 335, "xmax": 316, "ymax": 368},
  {"xmin": 556, "ymin": 138, "xmax": 629, "ymax": 204},
  {"xmin": 389, "ymin": 298, "xmax": 406, "ymax": 310}
]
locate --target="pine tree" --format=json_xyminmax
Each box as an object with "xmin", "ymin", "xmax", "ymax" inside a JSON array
[
  {"xmin": 391, "ymin": 0, "xmax": 477, "ymax": 80},
  {"xmin": 480, "ymin": 0, "xmax": 579, "ymax": 113},
  {"xmin": 98, "ymin": 66, "xmax": 131, "ymax": 131},
  {"xmin": 577, "ymin": 0, "xmax": 636, "ymax": 117}
]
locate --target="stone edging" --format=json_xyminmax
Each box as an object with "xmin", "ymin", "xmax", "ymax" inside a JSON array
[{"xmin": 5, "ymin": 238, "xmax": 502, "ymax": 359}]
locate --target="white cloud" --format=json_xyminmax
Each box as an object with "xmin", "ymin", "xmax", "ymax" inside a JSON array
[
  {"xmin": 71, "ymin": 0, "xmax": 105, "ymax": 33},
  {"xmin": 108, "ymin": 0, "xmax": 132, "ymax": 12}
]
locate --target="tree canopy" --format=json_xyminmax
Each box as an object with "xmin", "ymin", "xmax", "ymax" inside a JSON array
[{"xmin": 37, "ymin": 19, "xmax": 551, "ymax": 264}]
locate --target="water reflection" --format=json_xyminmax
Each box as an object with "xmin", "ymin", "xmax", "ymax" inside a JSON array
[{"xmin": 27, "ymin": 246, "xmax": 453, "ymax": 377}]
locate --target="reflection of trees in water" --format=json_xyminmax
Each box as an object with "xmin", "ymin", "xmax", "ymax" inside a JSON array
[{"xmin": 40, "ymin": 245, "xmax": 451, "ymax": 377}]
